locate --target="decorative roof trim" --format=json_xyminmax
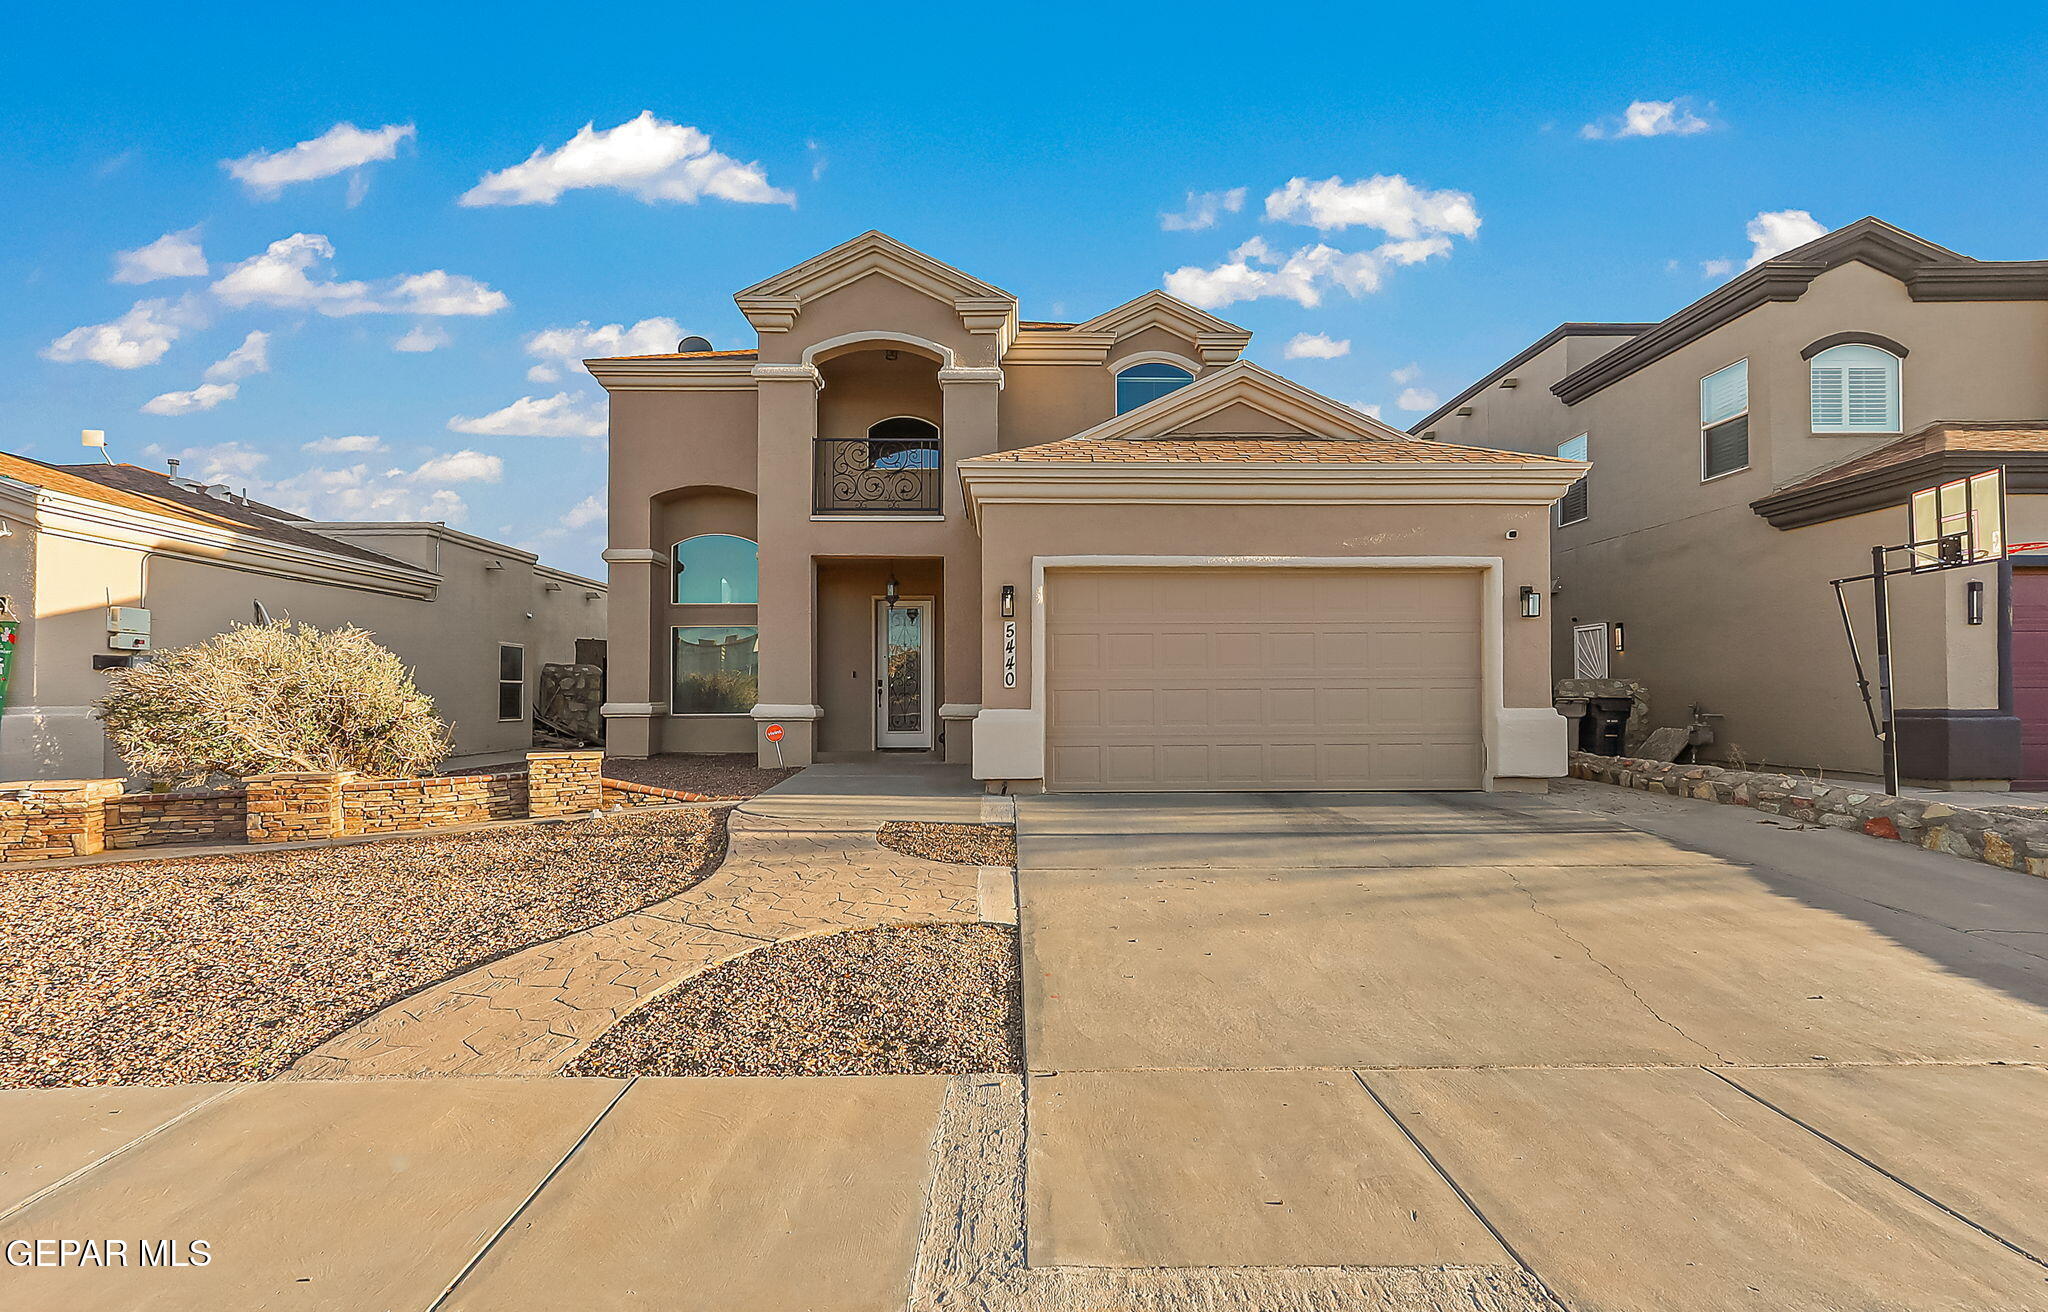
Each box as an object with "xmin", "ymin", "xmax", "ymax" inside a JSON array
[
  {"xmin": 732, "ymin": 230, "xmax": 1018, "ymax": 346},
  {"xmin": 585, "ymin": 358, "xmax": 757, "ymax": 392},
  {"xmin": 1058, "ymin": 360, "xmax": 1410, "ymax": 445},
  {"xmin": 1752, "ymin": 452, "xmax": 2048, "ymax": 530},
  {"xmin": 1550, "ymin": 218, "xmax": 2021, "ymax": 405},
  {"xmin": 1406, "ymin": 323, "xmax": 1657, "ymax": 432},
  {"xmin": 1800, "ymin": 331, "xmax": 1910, "ymax": 360}
]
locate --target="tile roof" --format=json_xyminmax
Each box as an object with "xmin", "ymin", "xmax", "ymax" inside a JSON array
[
  {"xmin": 585, "ymin": 347, "xmax": 758, "ymax": 361},
  {"xmin": 1771, "ymin": 422, "xmax": 2048, "ymax": 496},
  {"xmin": 6, "ymin": 456, "xmax": 409, "ymax": 567},
  {"xmin": 1018, "ymin": 320, "xmax": 1079, "ymax": 331},
  {"xmin": 967, "ymin": 435, "xmax": 1574, "ymax": 465}
]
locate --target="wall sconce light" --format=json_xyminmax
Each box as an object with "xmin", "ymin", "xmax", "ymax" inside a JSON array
[
  {"xmin": 1967, "ymin": 580, "xmax": 1985, "ymax": 625},
  {"xmin": 885, "ymin": 574, "xmax": 900, "ymax": 607},
  {"xmin": 1000, "ymin": 585, "xmax": 1015, "ymax": 618},
  {"xmin": 1520, "ymin": 585, "xmax": 1541, "ymax": 619},
  {"xmin": 1612, "ymin": 622, "xmax": 1626, "ymax": 653}
]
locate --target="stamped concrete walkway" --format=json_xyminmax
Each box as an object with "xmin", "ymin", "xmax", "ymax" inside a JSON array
[{"xmin": 290, "ymin": 763, "xmax": 1008, "ymax": 1080}]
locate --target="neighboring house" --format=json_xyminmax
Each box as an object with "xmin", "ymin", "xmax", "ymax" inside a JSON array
[
  {"xmin": 1412, "ymin": 217, "xmax": 2048, "ymax": 787},
  {"xmin": 590, "ymin": 231, "xmax": 1585, "ymax": 793},
  {"xmin": 0, "ymin": 452, "xmax": 606, "ymax": 781}
]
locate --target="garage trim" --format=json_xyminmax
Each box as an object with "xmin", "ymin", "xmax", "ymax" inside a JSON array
[{"xmin": 973, "ymin": 554, "xmax": 1561, "ymax": 789}]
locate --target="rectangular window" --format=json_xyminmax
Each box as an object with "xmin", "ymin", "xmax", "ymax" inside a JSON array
[
  {"xmin": 1557, "ymin": 434, "xmax": 1589, "ymax": 525},
  {"xmin": 1700, "ymin": 359, "xmax": 1750, "ymax": 480},
  {"xmin": 497, "ymin": 643, "xmax": 525, "ymax": 721},
  {"xmin": 671, "ymin": 626, "xmax": 760, "ymax": 715}
]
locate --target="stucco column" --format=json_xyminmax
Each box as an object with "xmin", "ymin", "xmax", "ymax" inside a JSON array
[
  {"xmin": 938, "ymin": 367, "xmax": 1002, "ymax": 764},
  {"xmin": 752, "ymin": 364, "xmax": 823, "ymax": 766},
  {"xmin": 599, "ymin": 547, "xmax": 665, "ymax": 758}
]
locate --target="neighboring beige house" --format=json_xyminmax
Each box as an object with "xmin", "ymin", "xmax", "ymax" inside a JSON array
[
  {"xmin": 590, "ymin": 232, "xmax": 1586, "ymax": 793},
  {"xmin": 0, "ymin": 452, "xmax": 606, "ymax": 781},
  {"xmin": 1412, "ymin": 217, "xmax": 2048, "ymax": 788}
]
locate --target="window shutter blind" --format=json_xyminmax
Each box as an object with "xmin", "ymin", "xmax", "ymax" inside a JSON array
[
  {"xmin": 1811, "ymin": 365, "xmax": 1846, "ymax": 427},
  {"xmin": 1845, "ymin": 366, "xmax": 1894, "ymax": 430},
  {"xmin": 1704, "ymin": 416, "xmax": 1748, "ymax": 478},
  {"xmin": 1701, "ymin": 361, "xmax": 1748, "ymax": 425}
]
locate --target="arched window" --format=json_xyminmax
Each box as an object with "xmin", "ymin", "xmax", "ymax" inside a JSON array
[
  {"xmin": 1115, "ymin": 361, "xmax": 1195, "ymax": 414},
  {"xmin": 672, "ymin": 533, "xmax": 758, "ymax": 605},
  {"xmin": 867, "ymin": 416, "xmax": 941, "ymax": 470},
  {"xmin": 1810, "ymin": 343, "xmax": 1901, "ymax": 433}
]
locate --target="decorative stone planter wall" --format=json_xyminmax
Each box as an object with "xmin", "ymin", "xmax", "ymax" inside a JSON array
[
  {"xmin": 528, "ymin": 750, "xmax": 604, "ymax": 818},
  {"xmin": 1570, "ymin": 750, "xmax": 2048, "ymax": 879},
  {"xmin": 2, "ymin": 750, "xmax": 710, "ymax": 863},
  {"xmin": 0, "ymin": 780, "xmax": 125, "ymax": 863},
  {"xmin": 104, "ymin": 791, "xmax": 249, "ymax": 850}
]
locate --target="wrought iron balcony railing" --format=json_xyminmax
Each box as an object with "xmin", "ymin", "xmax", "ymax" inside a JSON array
[{"xmin": 813, "ymin": 436, "xmax": 942, "ymax": 514}]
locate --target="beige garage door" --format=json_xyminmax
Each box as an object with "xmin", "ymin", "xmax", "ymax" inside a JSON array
[{"xmin": 1045, "ymin": 568, "xmax": 1484, "ymax": 791}]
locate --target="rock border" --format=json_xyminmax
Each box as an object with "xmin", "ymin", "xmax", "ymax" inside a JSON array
[{"xmin": 1570, "ymin": 750, "xmax": 2048, "ymax": 879}]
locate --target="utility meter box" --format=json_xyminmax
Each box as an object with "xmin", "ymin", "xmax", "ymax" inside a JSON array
[{"xmin": 107, "ymin": 606, "xmax": 152, "ymax": 652}]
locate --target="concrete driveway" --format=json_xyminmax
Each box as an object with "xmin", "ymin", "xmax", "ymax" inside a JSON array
[{"xmin": 1019, "ymin": 781, "xmax": 2048, "ymax": 1310}]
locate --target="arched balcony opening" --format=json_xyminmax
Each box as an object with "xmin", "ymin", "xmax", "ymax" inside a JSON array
[{"xmin": 813, "ymin": 348, "xmax": 944, "ymax": 515}]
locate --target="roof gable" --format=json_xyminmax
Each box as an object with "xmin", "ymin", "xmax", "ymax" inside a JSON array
[
  {"xmin": 1066, "ymin": 360, "xmax": 1412, "ymax": 444},
  {"xmin": 733, "ymin": 231, "xmax": 1016, "ymax": 338},
  {"xmin": 1075, "ymin": 291, "xmax": 1252, "ymax": 365}
]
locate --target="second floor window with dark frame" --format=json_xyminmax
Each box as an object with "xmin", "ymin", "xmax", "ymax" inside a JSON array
[
  {"xmin": 1557, "ymin": 433, "xmax": 1589, "ymax": 525},
  {"xmin": 1700, "ymin": 359, "xmax": 1750, "ymax": 481}
]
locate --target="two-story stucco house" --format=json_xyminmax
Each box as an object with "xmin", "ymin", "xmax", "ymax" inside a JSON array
[
  {"xmin": 1414, "ymin": 217, "xmax": 2048, "ymax": 789},
  {"xmin": 590, "ymin": 232, "xmax": 1586, "ymax": 793}
]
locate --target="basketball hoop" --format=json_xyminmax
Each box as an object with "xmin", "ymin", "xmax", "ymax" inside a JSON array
[{"xmin": 1909, "ymin": 468, "xmax": 2005, "ymax": 570}]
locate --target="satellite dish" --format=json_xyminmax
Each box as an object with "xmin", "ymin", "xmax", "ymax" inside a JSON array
[{"xmin": 675, "ymin": 335, "xmax": 713, "ymax": 353}]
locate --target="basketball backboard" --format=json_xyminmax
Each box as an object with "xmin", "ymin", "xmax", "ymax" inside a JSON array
[{"xmin": 1909, "ymin": 467, "xmax": 2005, "ymax": 571}]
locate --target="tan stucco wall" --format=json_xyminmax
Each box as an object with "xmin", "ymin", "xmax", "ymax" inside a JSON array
[{"xmin": 815, "ymin": 559, "xmax": 944, "ymax": 753}]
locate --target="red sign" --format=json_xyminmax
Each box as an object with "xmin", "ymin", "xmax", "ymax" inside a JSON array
[{"xmin": 764, "ymin": 723, "xmax": 785, "ymax": 743}]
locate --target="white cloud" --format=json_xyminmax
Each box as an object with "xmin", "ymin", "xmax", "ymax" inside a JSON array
[
  {"xmin": 1348, "ymin": 401, "xmax": 1384, "ymax": 419},
  {"xmin": 1165, "ymin": 235, "xmax": 1452, "ymax": 310},
  {"xmin": 409, "ymin": 449, "xmax": 502, "ymax": 483},
  {"xmin": 1161, "ymin": 187, "xmax": 1247, "ymax": 232},
  {"xmin": 146, "ymin": 440, "xmax": 270, "ymax": 483},
  {"xmin": 460, "ymin": 112, "xmax": 793, "ymax": 208},
  {"xmin": 524, "ymin": 317, "xmax": 681, "ymax": 382},
  {"xmin": 1743, "ymin": 209, "xmax": 1829, "ymax": 268},
  {"xmin": 561, "ymin": 495, "xmax": 605, "ymax": 530},
  {"xmin": 1284, "ymin": 332, "xmax": 1351, "ymax": 360},
  {"xmin": 224, "ymin": 122, "xmax": 415, "ymax": 199},
  {"xmin": 302, "ymin": 434, "xmax": 387, "ymax": 454},
  {"xmin": 272, "ymin": 465, "xmax": 471, "ymax": 523},
  {"xmin": 42, "ymin": 297, "xmax": 198, "ymax": 369},
  {"xmin": 1390, "ymin": 363, "xmax": 1422, "ymax": 385},
  {"xmin": 211, "ymin": 233, "xmax": 508, "ymax": 317},
  {"xmin": 113, "ymin": 229, "xmax": 208, "ymax": 284},
  {"xmin": 393, "ymin": 324, "xmax": 450, "ymax": 352},
  {"xmin": 1397, "ymin": 387, "xmax": 1440, "ymax": 412},
  {"xmin": 1264, "ymin": 175, "xmax": 1481, "ymax": 239},
  {"xmin": 141, "ymin": 382, "xmax": 238, "ymax": 415},
  {"xmin": 1582, "ymin": 99, "xmax": 1713, "ymax": 140},
  {"xmin": 448, "ymin": 392, "xmax": 608, "ymax": 438},
  {"xmin": 1700, "ymin": 257, "xmax": 1736, "ymax": 279},
  {"xmin": 204, "ymin": 330, "xmax": 270, "ymax": 382}
]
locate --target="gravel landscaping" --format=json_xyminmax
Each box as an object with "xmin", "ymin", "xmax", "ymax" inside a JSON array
[
  {"xmin": 875, "ymin": 821, "xmax": 1017, "ymax": 866},
  {"xmin": 0, "ymin": 808, "xmax": 727, "ymax": 1089},
  {"xmin": 600, "ymin": 753, "xmax": 802, "ymax": 800},
  {"xmin": 566, "ymin": 922, "xmax": 1022, "ymax": 1078}
]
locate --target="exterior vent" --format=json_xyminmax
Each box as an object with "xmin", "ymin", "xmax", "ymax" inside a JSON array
[
  {"xmin": 1499, "ymin": 377, "xmax": 1520, "ymax": 388},
  {"xmin": 1454, "ymin": 406, "xmax": 1475, "ymax": 417}
]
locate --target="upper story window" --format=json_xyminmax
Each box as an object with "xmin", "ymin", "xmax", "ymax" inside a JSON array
[
  {"xmin": 673, "ymin": 533, "xmax": 759, "ymax": 604},
  {"xmin": 814, "ymin": 417, "xmax": 942, "ymax": 514},
  {"xmin": 1809, "ymin": 343, "xmax": 1901, "ymax": 433},
  {"xmin": 1115, "ymin": 361, "xmax": 1195, "ymax": 414},
  {"xmin": 1700, "ymin": 359, "xmax": 1750, "ymax": 481},
  {"xmin": 1557, "ymin": 434, "xmax": 1589, "ymax": 525}
]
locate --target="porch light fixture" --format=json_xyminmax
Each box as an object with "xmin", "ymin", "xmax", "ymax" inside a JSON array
[
  {"xmin": 1968, "ymin": 580, "xmax": 1985, "ymax": 625},
  {"xmin": 1613, "ymin": 622, "xmax": 1626, "ymax": 652},
  {"xmin": 885, "ymin": 574, "xmax": 900, "ymax": 607},
  {"xmin": 1000, "ymin": 585, "xmax": 1015, "ymax": 618},
  {"xmin": 1520, "ymin": 585, "xmax": 1541, "ymax": 619}
]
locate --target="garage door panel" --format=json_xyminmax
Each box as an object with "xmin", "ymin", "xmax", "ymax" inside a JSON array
[{"xmin": 1047, "ymin": 568, "xmax": 1484, "ymax": 792}]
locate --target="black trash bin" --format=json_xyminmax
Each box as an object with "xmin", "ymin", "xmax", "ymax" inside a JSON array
[{"xmin": 1579, "ymin": 696, "xmax": 1632, "ymax": 755}]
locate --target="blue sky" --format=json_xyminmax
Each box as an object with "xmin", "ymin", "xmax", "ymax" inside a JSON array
[{"xmin": 5, "ymin": 6, "xmax": 2044, "ymax": 576}]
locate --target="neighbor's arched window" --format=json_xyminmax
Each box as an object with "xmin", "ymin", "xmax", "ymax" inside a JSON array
[
  {"xmin": 1115, "ymin": 361, "xmax": 1195, "ymax": 414},
  {"xmin": 1809, "ymin": 343, "xmax": 1901, "ymax": 433},
  {"xmin": 672, "ymin": 533, "xmax": 758, "ymax": 605}
]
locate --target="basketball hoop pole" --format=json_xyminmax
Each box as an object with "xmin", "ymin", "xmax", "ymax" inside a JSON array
[{"xmin": 1870, "ymin": 545, "xmax": 1900, "ymax": 796}]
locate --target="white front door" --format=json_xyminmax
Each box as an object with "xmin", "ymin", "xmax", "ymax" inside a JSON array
[{"xmin": 875, "ymin": 598, "xmax": 934, "ymax": 749}]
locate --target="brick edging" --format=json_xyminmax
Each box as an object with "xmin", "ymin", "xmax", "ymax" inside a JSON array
[
  {"xmin": 1570, "ymin": 751, "xmax": 2048, "ymax": 879},
  {"xmin": 599, "ymin": 777, "xmax": 714, "ymax": 804}
]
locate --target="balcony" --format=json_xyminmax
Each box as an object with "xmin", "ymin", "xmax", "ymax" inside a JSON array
[{"xmin": 813, "ymin": 435, "xmax": 942, "ymax": 515}]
